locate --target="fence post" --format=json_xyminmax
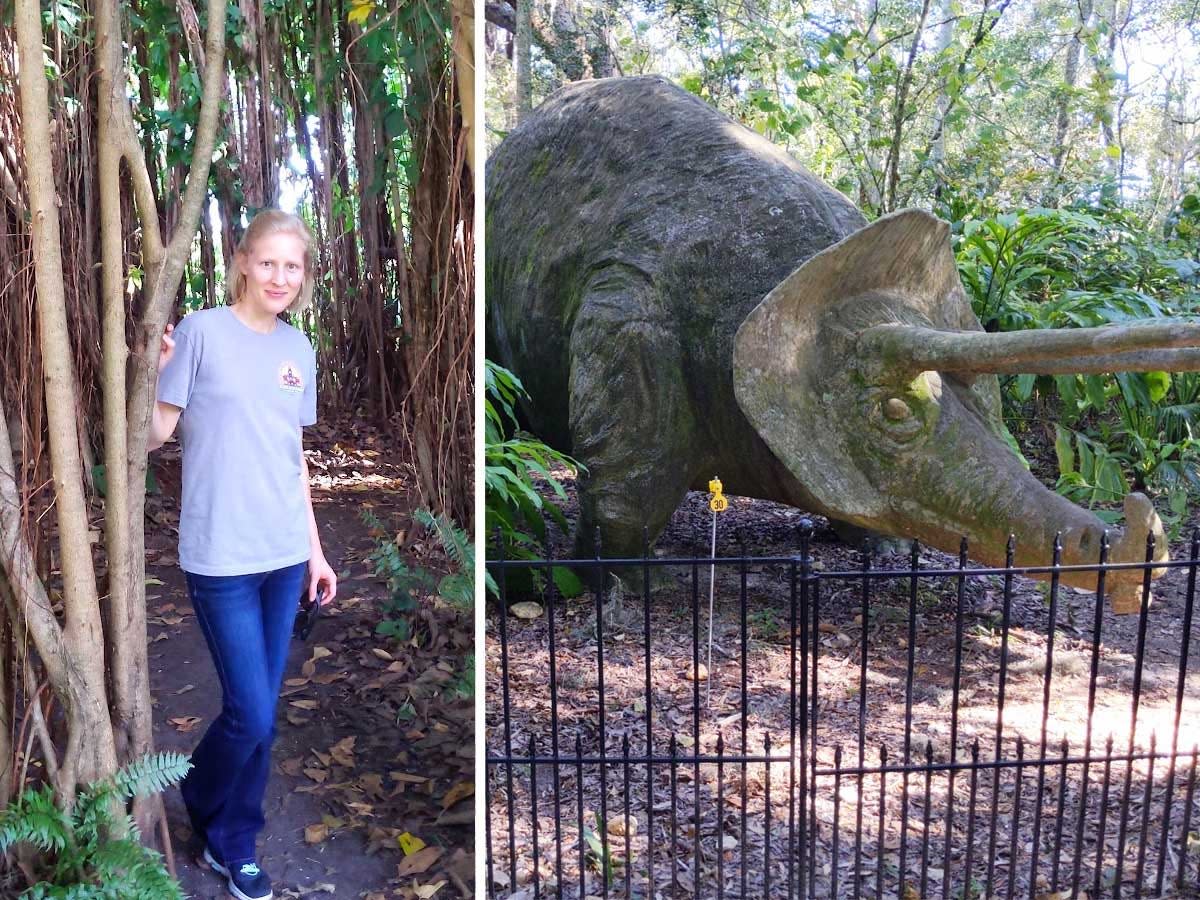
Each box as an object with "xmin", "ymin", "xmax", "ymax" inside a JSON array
[{"xmin": 797, "ymin": 518, "xmax": 813, "ymax": 899}]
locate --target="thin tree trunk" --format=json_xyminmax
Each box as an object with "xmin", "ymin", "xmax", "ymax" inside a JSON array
[
  {"xmin": 883, "ymin": 0, "xmax": 933, "ymax": 212},
  {"xmin": 515, "ymin": 0, "xmax": 532, "ymax": 120},
  {"xmin": 452, "ymin": 0, "xmax": 475, "ymax": 175},
  {"xmin": 96, "ymin": 0, "xmax": 136, "ymax": 766},
  {"xmin": 1051, "ymin": 0, "xmax": 1094, "ymax": 188},
  {"xmin": 14, "ymin": 0, "xmax": 119, "ymax": 795}
]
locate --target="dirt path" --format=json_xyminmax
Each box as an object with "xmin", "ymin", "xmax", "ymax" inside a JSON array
[{"xmin": 148, "ymin": 427, "xmax": 474, "ymax": 900}]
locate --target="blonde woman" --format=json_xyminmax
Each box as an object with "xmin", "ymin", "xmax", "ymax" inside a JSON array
[{"xmin": 150, "ymin": 209, "xmax": 338, "ymax": 900}]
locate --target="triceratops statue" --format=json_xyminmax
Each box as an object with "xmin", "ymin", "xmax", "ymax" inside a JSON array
[{"xmin": 486, "ymin": 76, "xmax": 1193, "ymax": 612}]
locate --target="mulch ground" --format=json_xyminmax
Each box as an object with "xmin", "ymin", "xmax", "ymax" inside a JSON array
[
  {"xmin": 148, "ymin": 418, "xmax": 474, "ymax": 900},
  {"xmin": 486, "ymin": 471, "xmax": 1200, "ymax": 899}
]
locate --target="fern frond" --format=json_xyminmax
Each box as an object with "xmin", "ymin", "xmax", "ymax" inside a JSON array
[
  {"xmin": 108, "ymin": 751, "xmax": 192, "ymax": 800},
  {"xmin": 416, "ymin": 509, "xmax": 473, "ymax": 571},
  {"xmin": 0, "ymin": 785, "xmax": 70, "ymax": 853}
]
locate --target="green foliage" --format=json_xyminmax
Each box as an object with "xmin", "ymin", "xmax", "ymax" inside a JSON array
[
  {"xmin": 485, "ymin": 361, "xmax": 584, "ymax": 597},
  {"xmin": 0, "ymin": 752, "xmax": 191, "ymax": 899},
  {"xmin": 364, "ymin": 507, "xmax": 473, "ymax": 645},
  {"xmin": 953, "ymin": 201, "xmax": 1200, "ymax": 529},
  {"xmin": 411, "ymin": 508, "xmax": 474, "ymax": 610}
]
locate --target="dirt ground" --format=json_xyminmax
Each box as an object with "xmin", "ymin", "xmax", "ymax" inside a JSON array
[
  {"xmin": 147, "ymin": 421, "xmax": 474, "ymax": 900},
  {"xmin": 486, "ymin": 477, "xmax": 1200, "ymax": 900}
]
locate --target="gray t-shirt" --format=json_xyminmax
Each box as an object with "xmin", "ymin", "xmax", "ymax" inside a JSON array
[{"xmin": 156, "ymin": 305, "xmax": 317, "ymax": 576}]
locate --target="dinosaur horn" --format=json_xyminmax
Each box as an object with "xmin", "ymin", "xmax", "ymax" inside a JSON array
[{"xmin": 858, "ymin": 322, "xmax": 1200, "ymax": 376}]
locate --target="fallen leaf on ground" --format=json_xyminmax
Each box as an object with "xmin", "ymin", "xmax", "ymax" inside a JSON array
[
  {"xmin": 412, "ymin": 880, "xmax": 446, "ymax": 899},
  {"xmin": 301, "ymin": 645, "xmax": 333, "ymax": 676},
  {"xmin": 440, "ymin": 780, "xmax": 473, "ymax": 810},
  {"xmin": 290, "ymin": 699, "xmax": 319, "ymax": 710},
  {"xmin": 169, "ymin": 716, "xmax": 202, "ymax": 733},
  {"xmin": 398, "ymin": 831, "xmax": 426, "ymax": 855},
  {"xmin": 329, "ymin": 735, "xmax": 356, "ymax": 767},
  {"xmin": 304, "ymin": 823, "xmax": 328, "ymax": 844},
  {"xmin": 396, "ymin": 846, "xmax": 441, "ymax": 876}
]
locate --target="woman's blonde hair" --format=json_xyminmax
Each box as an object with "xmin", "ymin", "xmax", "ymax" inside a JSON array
[{"xmin": 227, "ymin": 209, "xmax": 317, "ymax": 314}]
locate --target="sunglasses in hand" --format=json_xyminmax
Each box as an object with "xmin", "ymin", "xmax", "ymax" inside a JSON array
[{"xmin": 294, "ymin": 587, "xmax": 326, "ymax": 641}]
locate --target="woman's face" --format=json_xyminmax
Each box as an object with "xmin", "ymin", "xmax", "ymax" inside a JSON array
[{"xmin": 237, "ymin": 232, "xmax": 307, "ymax": 316}]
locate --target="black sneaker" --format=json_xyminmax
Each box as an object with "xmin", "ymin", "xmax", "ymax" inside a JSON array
[{"xmin": 203, "ymin": 846, "xmax": 273, "ymax": 900}]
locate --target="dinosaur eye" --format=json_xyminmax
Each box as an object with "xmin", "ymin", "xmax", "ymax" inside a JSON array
[{"xmin": 883, "ymin": 398, "xmax": 911, "ymax": 421}]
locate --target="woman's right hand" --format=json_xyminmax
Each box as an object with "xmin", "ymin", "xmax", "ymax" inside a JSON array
[{"xmin": 158, "ymin": 323, "xmax": 175, "ymax": 374}]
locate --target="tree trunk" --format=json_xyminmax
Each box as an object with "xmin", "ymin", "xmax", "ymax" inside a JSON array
[
  {"xmin": 1050, "ymin": 0, "xmax": 1094, "ymax": 191},
  {"xmin": 515, "ymin": 0, "xmax": 532, "ymax": 120},
  {"xmin": 13, "ymin": 0, "xmax": 119, "ymax": 796}
]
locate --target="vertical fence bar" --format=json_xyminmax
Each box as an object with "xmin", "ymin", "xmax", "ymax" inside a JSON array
[
  {"xmin": 739, "ymin": 549, "xmax": 749, "ymax": 900},
  {"xmin": 669, "ymin": 734, "xmax": 679, "ymax": 899},
  {"xmin": 920, "ymin": 742, "xmax": 933, "ymax": 899},
  {"xmin": 485, "ymin": 746, "xmax": 495, "ymax": 896},
  {"xmin": 577, "ymin": 734, "xmax": 587, "ymax": 900},
  {"xmin": 764, "ymin": 733, "xmax": 773, "ymax": 899},
  {"xmin": 1051, "ymin": 736, "xmax": 1069, "ymax": 893},
  {"xmin": 571, "ymin": 734, "xmax": 585, "ymax": 900},
  {"xmin": 832, "ymin": 745, "xmax": 843, "ymax": 900},
  {"xmin": 546, "ymin": 571, "xmax": 565, "ymax": 898},
  {"xmin": 1134, "ymin": 730, "xmax": 1157, "ymax": 897},
  {"xmin": 1006, "ymin": 736, "xmax": 1026, "ymax": 900},
  {"xmin": 808, "ymin": 575, "xmax": 821, "ymax": 899},
  {"xmin": 642, "ymin": 529, "xmax": 655, "ymax": 900},
  {"xmin": 854, "ymin": 542, "xmax": 871, "ymax": 900},
  {"xmin": 1030, "ymin": 535, "xmax": 1063, "ymax": 892},
  {"xmin": 495, "ymin": 537, "xmax": 518, "ymax": 892},
  {"xmin": 1155, "ymin": 530, "xmax": 1199, "ymax": 895},
  {"xmin": 985, "ymin": 535, "xmax": 1017, "ymax": 899},
  {"xmin": 691, "ymin": 557, "xmax": 702, "ymax": 889},
  {"xmin": 876, "ymin": 745, "xmax": 888, "ymax": 900},
  {"xmin": 1072, "ymin": 532, "xmax": 1110, "ymax": 893},
  {"xmin": 1094, "ymin": 734, "xmax": 1115, "ymax": 898},
  {"xmin": 788, "ymin": 555, "xmax": 798, "ymax": 900},
  {"xmin": 898, "ymin": 541, "xmax": 920, "ymax": 896},
  {"xmin": 1177, "ymin": 745, "xmax": 1199, "ymax": 891},
  {"xmin": 530, "ymin": 735, "xmax": 541, "ymax": 900},
  {"xmin": 798, "ymin": 522, "xmax": 813, "ymax": 899},
  {"xmin": 593, "ymin": 535, "xmax": 610, "ymax": 898},
  {"xmin": 717, "ymin": 732, "xmax": 726, "ymax": 900},
  {"xmin": 963, "ymin": 741, "xmax": 980, "ymax": 900},
  {"xmin": 1114, "ymin": 534, "xmax": 1157, "ymax": 899},
  {"xmin": 622, "ymin": 735, "xmax": 631, "ymax": 900},
  {"xmin": 941, "ymin": 537, "xmax": 969, "ymax": 900}
]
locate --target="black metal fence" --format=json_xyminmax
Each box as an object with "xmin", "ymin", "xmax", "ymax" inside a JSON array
[{"xmin": 486, "ymin": 526, "xmax": 1200, "ymax": 899}]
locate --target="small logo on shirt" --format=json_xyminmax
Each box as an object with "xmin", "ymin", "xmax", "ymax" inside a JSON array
[{"xmin": 278, "ymin": 362, "xmax": 304, "ymax": 393}]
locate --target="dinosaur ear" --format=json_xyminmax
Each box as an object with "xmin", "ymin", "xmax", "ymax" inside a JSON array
[{"xmin": 731, "ymin": 209, "xmax": 966, "ymax": 520}]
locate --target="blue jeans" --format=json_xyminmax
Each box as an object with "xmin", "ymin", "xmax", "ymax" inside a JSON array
[{"xmin": 180, "ymin": 561, "xmax": 307, "ymax": 864}]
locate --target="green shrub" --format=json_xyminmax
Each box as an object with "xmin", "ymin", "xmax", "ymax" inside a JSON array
[
  {"xmin": 485, "ymin": 360, "xmax": 583, "ymax": 596},
  {"xmin": 952, "ymin": 202, "xmax": 1200, "ymax": 531},
  {"xmin": 0, "ymin": 752, "xmax": 191, "ymax": 899},
  {"xmin": 364, "ymin": 507, "xmax": 473, "ymax": 642}
]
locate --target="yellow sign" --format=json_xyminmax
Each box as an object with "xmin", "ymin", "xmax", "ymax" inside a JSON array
[{"xmin": 708, "ymin": 477, "xmax": 728, "ymax": 513}]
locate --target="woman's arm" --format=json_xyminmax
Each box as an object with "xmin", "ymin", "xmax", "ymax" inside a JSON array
[
  {"xmin": 148, "ymin": 324, "xmax": 181, "ymax": 451},
  {"xmin": 301, "ymin": 448, "xmax": 337, "ymax": 603},
  {"xmin": 147, "ymin": 401, "xmax": 182, "ymax": 451}
]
